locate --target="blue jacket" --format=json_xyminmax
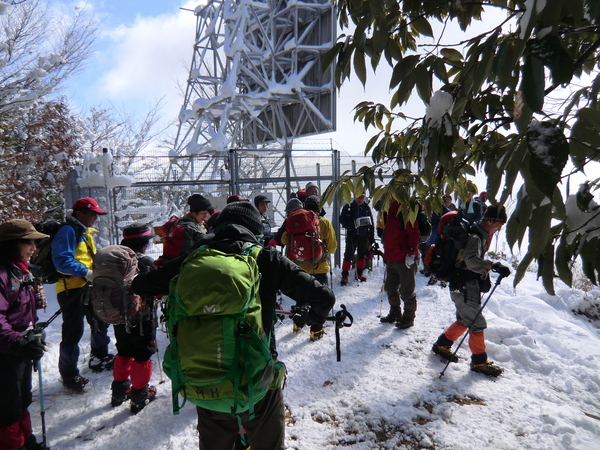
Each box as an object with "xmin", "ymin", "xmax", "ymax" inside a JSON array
[{"xmin": 51, "ymin": 216, "xmax": 97, "ymax": 293}]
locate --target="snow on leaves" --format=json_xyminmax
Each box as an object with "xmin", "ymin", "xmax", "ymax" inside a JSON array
[{"xmin": 526, "ymin": 120, "xmax": 569, "ymax": 199}]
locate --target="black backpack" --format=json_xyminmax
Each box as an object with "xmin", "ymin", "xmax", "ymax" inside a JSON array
[
  {"xmin": 30, "ymin": 219, "xmax": 79, "ymax": 284},
  {"xmin": 425, "ymin": 211, "xmax": 471, "ymax": 283}
]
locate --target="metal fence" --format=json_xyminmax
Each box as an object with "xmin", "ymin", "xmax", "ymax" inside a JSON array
[{"xmin": 65, "ymin": 148, "xmax": 385, "ymax": 267}]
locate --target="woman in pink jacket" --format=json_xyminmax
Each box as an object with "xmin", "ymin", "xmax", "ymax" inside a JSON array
[{"xmin": 0, "ymin": 220, "xmax": 49, "ymax": 450}]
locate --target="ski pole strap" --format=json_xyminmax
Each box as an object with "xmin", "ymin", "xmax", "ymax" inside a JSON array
[{"xmin": 325, "ymin": 304, "xmax": 353, "ymax": 329}]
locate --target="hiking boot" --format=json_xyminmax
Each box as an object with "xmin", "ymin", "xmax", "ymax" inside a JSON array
[
  {"xmin": 395, "ymin": 318, "xmax": 414, "ymax": 329},
  {"xmin": 340, "ymin": 275, "xmax": 348, "ymax": 286},
  {"xmin": 130, "ymin": 385, "xmax": 157, "ymax": 414},
  {"xmin": 111, "ymin": 379, "xmax": 132, "ymax": 407},
  {"xmin": 310, "ymin": 326, "xmax": 325, "ymax": 342},
  {"xmin": 380, "ymin": 307, "xmax": 401, "ymax": 323},
  {"xmin": 62, "ymin": 375, "xmax": 90, "ymax": 391},
  {"xmin": 355, "ymin": 269, "xmax": 367, "ymax": 282},
  {"xmin": 471, "ymin": 361, "xmax": 504, "ymax": 377},
  {"xmin": 22, "ymin": 433, "xmax": 45, "ymax": 450},
  {"xmin": 432, "ymin": 344, "xmax": 458, "ymax": 362},
  {"xmin": 89, "ymin": 353, "xmax": 115, "ymax": 373},
  {"xmin": 293, "ymin": 322, "xmax": 304, "ymax": 334},
  {"xmin": 427, "ymin": 276, "xmax": 438, "ymax": 286}
]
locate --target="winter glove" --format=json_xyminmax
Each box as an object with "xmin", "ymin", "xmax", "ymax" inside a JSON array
[
  {"xmin": 267, "ymin": 238, "xmax": 278, "ymax": 247},
  {"xmin": 405, "ymin": 254, "xmax": 417, "ymax": 268},
  {"xmin": 492, "ymin": 262, "xmax": 511, "ymax": 278},
  {"xmin": 85, "ymin": 270, "xmax": 94, "ymax": 282},
  {"xmin": 12, "ymin": 337, "xmax": 46, "ymax": 362}
]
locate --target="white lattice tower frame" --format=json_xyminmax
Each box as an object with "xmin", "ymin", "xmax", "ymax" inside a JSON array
[{"xmin": 168, "ymin": 0, "xmax": 336, "ymax": 181}]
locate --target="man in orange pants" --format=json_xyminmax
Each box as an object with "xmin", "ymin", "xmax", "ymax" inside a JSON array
[{"xmin": 431, "ymin": 205, "xmax": 510, "ymax": 377}]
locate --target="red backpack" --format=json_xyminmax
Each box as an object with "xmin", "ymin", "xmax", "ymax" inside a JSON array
[{"xmin": 285, "ymin": 209, "xmax": 326, "ymax": 266}]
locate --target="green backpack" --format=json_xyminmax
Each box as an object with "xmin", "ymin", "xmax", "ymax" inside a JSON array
[{"xmin": 163, "ymin": 243, "xmax": 285, "ymax": 418}]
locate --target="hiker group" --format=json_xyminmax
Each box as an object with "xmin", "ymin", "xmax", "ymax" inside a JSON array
[{"xmin": 0, "ymin": 185, "xmax": 510, "ymax": 450}]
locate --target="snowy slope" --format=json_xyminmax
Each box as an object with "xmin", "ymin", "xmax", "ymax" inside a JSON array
[{"xmin": 31, "ymin": 261, "xmax": 600, "ymax": 449}]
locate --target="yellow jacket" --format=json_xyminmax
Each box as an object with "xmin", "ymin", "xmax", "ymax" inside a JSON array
[
  {"xmin": 52, "ymin": 221, "xmax": 98, "ymax": 294},
  {"xmin": 282, "ymin": 216, "xmax": 337, "ymax": 275}
]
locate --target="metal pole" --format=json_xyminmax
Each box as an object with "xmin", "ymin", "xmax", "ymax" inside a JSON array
[
  {"xmin": 38, "ymin": 361, "xmax": 48, "ymax": 449},
  {"xmin": 101, "ymin": 148, "xmax": 115, "ymax": 244},
  {"xmin": 332, "ymin": 149, "xmax": 341, "ymax": 268}
]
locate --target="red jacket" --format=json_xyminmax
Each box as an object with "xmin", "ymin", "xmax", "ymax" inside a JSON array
[{"xmin": 382, "ymin": 200, "xmax": 421, "ymax": 262}]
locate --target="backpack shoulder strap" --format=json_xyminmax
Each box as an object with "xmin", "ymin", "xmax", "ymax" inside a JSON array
[{"xmin": 0, "ymin": 262, "xmax": 21, "ymax": 304}]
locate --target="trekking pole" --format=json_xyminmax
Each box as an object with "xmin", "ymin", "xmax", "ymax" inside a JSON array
[
  {"xmin": 439, "ymin": 272, "xmax": 508, "ymax": 378},
  {"xmin": 35, "ymin": 307, "xmax": 62, "ymax": 331},
  {"xmin": 379, "ymin": 268, "xmax": 387, "ymax": 318},
  {"xmin": 35, "ymin": 281, "xmax": 91, "ymax": 332},
  {"xmin": 154, "ymin": 339, "xmax": 166, "ymax": 384},
  {"xmin": 37, "ymin": 360, "xmax": 49, "ymax": 449},
  {"xmin": 325, "ymin": 304, "xmax": 354, "ymax": 362},
  {"xmin": 330, "ymin": 262, "xmax": 334, "ymax": 289}
]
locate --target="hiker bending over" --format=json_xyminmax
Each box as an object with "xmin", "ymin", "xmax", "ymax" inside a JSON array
[
  {"xmin": 432, "ymin": 205, "xmax": 511, "ymax": 377},
  {"xmin": 0, "ymin": 220, "xmax": 49, "ymax": 450},
  {"xmin": 110, "ymin": 223, "xmax": 158, "ymax": 414},
  {"xmin": 131, "ymin": 201, "xmax": 335, "ymax": 450}
]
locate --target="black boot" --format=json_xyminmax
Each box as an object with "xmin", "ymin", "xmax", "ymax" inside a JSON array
[
  {"xmin": 111, "ymin": 379, "xmax": 131, "ymax": 407},
  {"xmin": 130, "ymin": 385, "xmax": 157, "ymax": 413},
  {"xmin": 380, "ymin": 306, "xmax": 401, "ymax": 323},
  {"xmin": 432, "ymin": 333, "xmax": 458, "ymax": 362},
  {"xmin": 355, "ymin": 269, "xmax": 367, "ymax": 282},
  {"xmin": 396, "ymin": 317, "xmax": 414, "ymax": 329},
  {"xmin": 471, "ymin": 353, "xmax": 503, "ymax": 377},
  {"xmin": 340, "ymin": 270, "xmax": 349, "ymax": 286}
]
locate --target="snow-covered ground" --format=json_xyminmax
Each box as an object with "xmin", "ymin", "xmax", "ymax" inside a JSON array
[{"xmin": 31, "ymin": 259, "xmax": 600, "ymax": 449}]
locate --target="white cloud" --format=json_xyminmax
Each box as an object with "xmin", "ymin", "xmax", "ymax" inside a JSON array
[{"xmin": 97, "ymin": 1, "xmax": 200, "ymax": 118}]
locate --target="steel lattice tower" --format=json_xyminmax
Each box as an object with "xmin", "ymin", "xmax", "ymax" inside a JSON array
[{"xmin": 167, "ymin": 0, "xmax": 336, "ymax": 183}]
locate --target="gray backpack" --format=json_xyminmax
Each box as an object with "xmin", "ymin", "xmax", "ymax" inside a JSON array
[{"xmin": 91, "ymin": 245, "xmax": 142, "ymax": 329}]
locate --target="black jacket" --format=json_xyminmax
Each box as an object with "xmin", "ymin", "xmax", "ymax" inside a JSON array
[{"xmin": 131, "ymin": 224, "xmax": 335, "ymax": 339}]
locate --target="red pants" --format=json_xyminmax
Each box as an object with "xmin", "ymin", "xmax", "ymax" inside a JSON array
[{"xmin": 0, "ymin": 410, "xmax": 32, "ymax": 450}]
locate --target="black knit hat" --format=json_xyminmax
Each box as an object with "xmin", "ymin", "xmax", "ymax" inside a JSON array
[
  {"xmin": 482, "ymin": 205, "xmax": 507, "ymax": 223},
  {"xmin": 188, "ymin": 194, "xmax": 212, "ymax": 211},
  {"xmin": 120, "ymin": 223, "xmax": 155, "ymax": 250},
  {"xmin": 304, "ymin": 195, "xmax": 320, "ymax": 213},
  {"xmin": 122, "ymin": 223, "xmax": 155, "ymax": 240},
  {"xmin": 212, "ymin": 201, "xmax": 263, "ymax": 236}
]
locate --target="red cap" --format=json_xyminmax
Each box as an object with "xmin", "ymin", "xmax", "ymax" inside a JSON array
[{"xmin": 72, "ymin": 197, "xmax": 107, "ymax": 215}]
